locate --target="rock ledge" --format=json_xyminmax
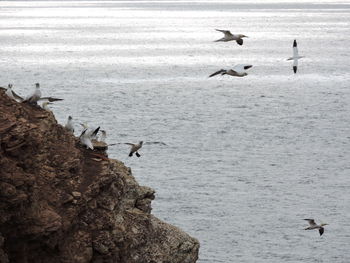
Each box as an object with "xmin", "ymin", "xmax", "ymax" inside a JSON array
[{"xmin": 0, "ymin": 88, "xmax": 199, "ymax": 263}]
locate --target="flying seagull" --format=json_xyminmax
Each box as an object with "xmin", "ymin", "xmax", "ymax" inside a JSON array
[
  {"xmin": 214, "ymin": 29, "xmax": 248, "ymax": 45},
  {"xmin": 65, "ymin": 116, "xmax": 75, "ymax": 133},
  {"xmin": 209, "ymin": 64, "xmax": 253, "ymax": 78},
  {"xmin": 126, "ymin": 141, "xmax": 143, "ymax": 157},
  {"xmin": 287, "ymin": 39, "xmax": 304, "ymax": 73},
  {"xmin": 304, "ymin": 219, "xmax": 328, "ymax": 236}
]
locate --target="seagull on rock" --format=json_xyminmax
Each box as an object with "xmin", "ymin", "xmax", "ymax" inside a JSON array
[
  {"xmin": 41, "ymin": 102, "xmax": 53, "ymax": 112},
  {"xmin": 5, "ymin": 84, "xmax": 25, "ymax": 102},
  {"xmin": 79, "ymin": 129, "xmax": 94, "ymax": 150},
  {"xmin": 304, "ymin": 219, "xmax": 328, "ymax": 236},
  {"xmin": 214, "ymin": 29, "xmax": 248, "ymax": 45},
  {"xmin": 23, "ymin": 83, "xmax": 42, "ymax": 104},
  {"xmin": 65, "ymin": 116, "xmax": 75, "ymax": 133},
  {"xmin": 22, "ymin": 83, "xmax": 63, "ymax": 104},
  {"xmin": 126, "ymin": 141, "xmax": 143, "ymax": 157},
  {"xmin": 209, "ymin": 64, "xmax": 253, "ymax": 78},
  {"xmin": 287, "ymin": 39, "xmax": 304, "ymax": 73}
]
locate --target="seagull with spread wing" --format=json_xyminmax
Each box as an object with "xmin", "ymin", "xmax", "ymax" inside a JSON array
[
  {"xmin": 22, "ymin": 83, "xmax": 63, "ymax": 104},
  {"xmin": 209, "ymin": 64, "xmax": 253, "ymax": 78},
  {"xmin": 125, "ymin": 141, "xmax": 143, "ymax": 157},
  {"xmin": 287, "ymin": 39, "xmax": 304, "ymax": 74},
  {"xmin": 304, "ymin": 219, "xmax": 328, "ymax": 236},
  {"xmin": 214, "ymin": 29, "xmax": 248, "ymax": 45}
]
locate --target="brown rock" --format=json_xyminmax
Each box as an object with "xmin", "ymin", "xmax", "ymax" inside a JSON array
[{"xmin": 0, "ymin": 88, "xmax": 199, "ymax": 262}]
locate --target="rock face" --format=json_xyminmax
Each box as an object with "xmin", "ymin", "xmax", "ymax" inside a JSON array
[{"xmin": 0, "ymin": 88, "xmax": 199, "ymax": 263}]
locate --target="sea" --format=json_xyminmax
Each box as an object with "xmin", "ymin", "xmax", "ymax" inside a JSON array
[{"xmin": 1, "ymin": 0, "xmax": 350, "ymax": 262}]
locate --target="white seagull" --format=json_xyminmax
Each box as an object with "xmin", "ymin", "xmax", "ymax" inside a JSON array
[
  {"xmin": 65, "ymin": 116, "xmax": 75, "ymax": 133},
  {"xmin": 5, "ymin": 84, "xmax": 25, "ymax": 102},
  {"xmin": 23, "ymin": 83, "xmax": 42, "ymax": 104},
  {"xmin": 22, "ymin": 83, "xmax": 63, "ymax": 104},
  {"xmin": 209, "ymin": 64, "xmax": 253, "ymax": 78},
  {"xmin": 214, "ymin": 29, "xmax": 248, "ymax": 45},
  {"xmin": 126, "ymin": 141, "xmax": 143, "ymax": 157},
  {"xmin": 287, "ymin": 39, "xmax": 304, "ymax": 74},
  {"xmin": 79, "ymin": 129, "xmax": 94, "ymax": 150},
  {"xmin": 80, "ymin": 123, "xmax": 100, "ymax": 140},
  {"xmin": 41, "ymin": 102, "xmax": 53, "ymax": 112},
  {"xmin": 304, "ymin": 219, "xmax": 328, "ymax": 236}
]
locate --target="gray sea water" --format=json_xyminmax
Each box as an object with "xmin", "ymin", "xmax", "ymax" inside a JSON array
[{"xmin": 1, "ymin": 0, "xmax": 350, "ymax": 262}]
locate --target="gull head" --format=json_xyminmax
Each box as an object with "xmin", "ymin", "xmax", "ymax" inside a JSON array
[
  {"xmin": 8, "ymin": 83, "xmax": 13, "ymax": 89},
  {"xmin": 139, "ymin": 141, "xmax": 144, "ymax": 145},
  {"xmin": 35, "ymin": 83, "xmax": 40, "ymax": 88},
  {"xmin": 68, "ymin": 116, "xmax": 73, "ymax": 120}
]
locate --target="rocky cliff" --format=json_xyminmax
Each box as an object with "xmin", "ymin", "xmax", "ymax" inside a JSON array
[{"xmin": 0, "ymin": 88, "xmax": 199, "ymax": 263}]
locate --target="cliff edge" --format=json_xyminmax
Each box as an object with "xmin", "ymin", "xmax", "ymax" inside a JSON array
[{"xmin": 0, "ymin": 88, "xmax": 199, "ymax": 263}]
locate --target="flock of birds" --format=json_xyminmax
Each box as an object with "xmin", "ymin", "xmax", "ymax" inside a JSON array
[
  {"xmin": 212, "ymin": 30, "xmax": 326, "ymax": 237},
  {"xmin": 2, "ymin": 29, "xmax": 325, "ymax": 237},
  {"xmin": 210, "ymin": 29, "xmax": 304, "ymax": 76},
  {"xmin": 4, "ymin": 83, "xmax": 146, "ymax": 158}
]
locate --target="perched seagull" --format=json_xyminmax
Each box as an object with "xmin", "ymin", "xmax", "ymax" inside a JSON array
[
  {"xmin": 287, "ymin": 39, "xmax": 304, "ymax": 74},
  {"xmin": 209, "ymin": 64, "xmax": 253, "ymax": 78},
  {"xmin": 5, "ymin": 84, "xmax": 24, "ymax": 102},
  {"xmin": 41, "ymin": 102, "xmax": 53, "ymax": 112},
  {"xmin": 5, "ymin": 84, "xmax": 15, "ymax": 100},
  {"xmin": 65, "ymin": 116, "xmax": 75, "ymax": 133},
  {"xmin": 304, "ymin": 219, "xmax": 328, "ymax": 236},
  {"xmin": 79, "ymin": 129, "xmax": 94, "ymax": 150},
  {"xmin": 23, "ymin": 83, "xmax": 42, "ymax": 104},
  {"xmin": 214, "ymin": 29, "xmax": 248, "ymax": 45},
  {"xmin": 126, "ymin": 141, "xmax": 143, "ymax": 157},
  {"xmin": 99, "ymin": 130, "xmax": 107, "ymax": 143}
]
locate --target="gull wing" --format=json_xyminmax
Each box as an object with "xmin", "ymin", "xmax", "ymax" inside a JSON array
[
  {"xmin": 319, "ymin": 227, "xmax": 324, "ymax": 236},
  {"xmin": 39, "ymin": 97, "xmax": 64, "ymax": 102},
  {"xmin": 215, "ymin": 29, "xmax": 233, "ymax": 37},
  {"xmin": 236, "ymin": 38, "xmax": 243, "ymax": 45},
  {"xmin": 293, "ymin": 39, "xmax": 299, "ymax": 57},
  {"xmin": 124, "ymin": 143, "xmax": 135, "ymax": 146},
  {"xmin": 144, "ymin": 141, "xmax": 167, "ymax": 146},
  {"xmin": 304, "ymin": 219, "xmax": 316, "ymax": 226},
  {"xmin": 91, "ymin": 126, "xmax": 100, "ymax": 138},
  {"xmin": 233, "ymin": 64, "xmax": 253, "ymax": 74},
  {"xmin": 209, "ymin": 69, "xmax": 226, "ymax": 78},
  {"xmin": 11, "ymin": 90, "xmax": 24, "ymax": 102}
]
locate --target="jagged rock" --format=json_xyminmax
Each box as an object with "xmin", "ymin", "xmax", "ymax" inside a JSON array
[{"xmin": 0, "ymin": 88, "xmax": 199, "ymax": 263}]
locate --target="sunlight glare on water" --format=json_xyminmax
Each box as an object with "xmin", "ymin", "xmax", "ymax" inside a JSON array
[{"xmin": 1, "ymin": 0, "xmax": 350, "ymax": 262}]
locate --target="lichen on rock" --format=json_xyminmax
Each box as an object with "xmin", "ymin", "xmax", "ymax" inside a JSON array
[{"xmin": 0, "ymin": 88, "xmax": 199, "ymax": 263}]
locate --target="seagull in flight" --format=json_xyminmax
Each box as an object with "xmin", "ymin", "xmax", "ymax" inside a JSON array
[
  {"xmin": 214, "ymin": 29, "xmax": 248, "ymax": 45},
  {"xmin": 209, "ymin": 64, "xmax": 253, "ymax": 78},
  {"xmin": 304, "ymin": 219, "xmax": 328, "ymax": 236},
  {"xmin": 125, "ymin": 141, "xmax": 143, "ymax": 157},
  {"xmin": 287, "ymin": 39, "xmax": 304, "ymax": 73}
]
